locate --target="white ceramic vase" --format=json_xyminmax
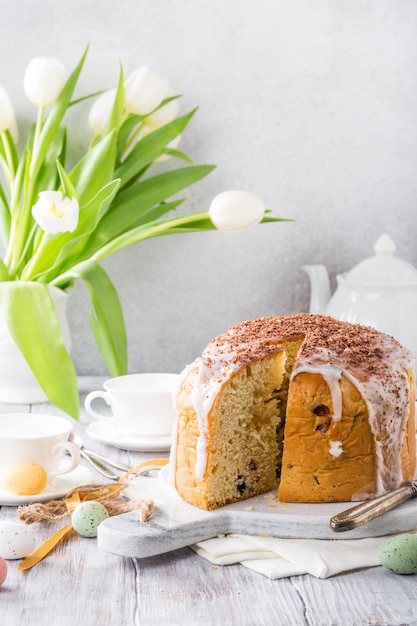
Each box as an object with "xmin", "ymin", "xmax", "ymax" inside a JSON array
[{"xmin": 0, "ymin": 286, "xmax": 72, "ymax": 404}]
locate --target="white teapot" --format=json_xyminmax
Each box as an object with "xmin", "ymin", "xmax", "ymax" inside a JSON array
[{"xmin": 303, "ymin": 234, "xmax": 417, "ymax": 359}]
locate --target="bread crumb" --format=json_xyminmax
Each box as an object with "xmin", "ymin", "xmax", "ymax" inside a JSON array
[
  {"xmin": 211, "ymin": 565, "xmax": 218, "ymax": 570},
  {"xmin": 244, "ymin": 506, "xmax": 254, "ymax": 511},
  {"xmin": 260, "ymin": 533, "xmax": 272, "ymax": 538}
]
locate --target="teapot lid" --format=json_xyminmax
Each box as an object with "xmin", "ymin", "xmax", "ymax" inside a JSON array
[{"xmin": 346, "ymin": 234, "xmax": 417, "ymax": 284}]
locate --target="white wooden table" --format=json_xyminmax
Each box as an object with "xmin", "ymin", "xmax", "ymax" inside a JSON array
[{"xmin": 1, "ymin": 376, "xmax": 417, "ymax": 626}]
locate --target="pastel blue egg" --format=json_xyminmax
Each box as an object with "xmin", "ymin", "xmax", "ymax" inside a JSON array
[{"xmin": 71, "ymin": 501, "xmax": 109, "ymax": 538}]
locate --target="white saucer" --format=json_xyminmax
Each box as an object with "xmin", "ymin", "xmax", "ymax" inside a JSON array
[
  {"xmin": 86, "ymin": 419, "xmax": 172, "ymax": 452},
  {"xmin": 0, "ymin": 465, "xmax": 93, "ymax": 507}
]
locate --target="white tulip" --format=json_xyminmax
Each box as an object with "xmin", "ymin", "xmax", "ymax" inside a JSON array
[
  {"xmin": 24, "ymin": 57, "xmax": 66, "ymax": 108},
  {"xmin": 0, "ymin": 85, "xmax": 16, "ymax": 134},
  {"xmin": 9, "ymin": 116, "xmax": 19, "ymax": 143},
  {"xmin": 32, "ymin": 190, "xmax": 79, "ymax": 234},
  {"xmin": 124, "ymin": 65, "xmax": 169, "ymax": 116},
  {"xmin": 209, "ymin": 191, "xmax": 266, "ymax": 232},
  {"xmin": 144, "ymin": 92, "xmax": 180, "ymax": 130},
  {"xmin": 88, "ymin": 88, "xmax": 116, "ymax": 135}
]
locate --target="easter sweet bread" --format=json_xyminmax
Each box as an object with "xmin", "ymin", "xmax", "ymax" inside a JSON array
[{"xmin": 170, "ymin": 314, "xmax": 416, "ymax": 510}]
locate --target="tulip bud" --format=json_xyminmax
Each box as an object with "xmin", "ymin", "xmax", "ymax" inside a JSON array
[
  {"xmin": 32, "ymin": 190, "xmax": 79, "ymax": 234},
  {"xmin": 209, "ymin": 191, "xmax": 266, "ymax": 232},
  {"xmin": 144, "ymin": 92, "xmax": 180, "ymax": 130},
  {"xmin": 124, "ymin": 65, "xmax": 169, "ymax": 116},
  {"xmin": 9, "ymin": 117, "xmax": 19, "ymax": 143},
  {"xmin": 24, "ymin": 57, "xmax": 66, "ymax": 108},
  {"xmin": 88, "ymin": 89, "xmax": 116, "ymax": 135},
  {"xmin": 0, "ymin": 85, "xmax": 16, "ymax": 134}
]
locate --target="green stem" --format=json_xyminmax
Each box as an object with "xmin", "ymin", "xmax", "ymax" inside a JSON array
[
  {"xmin": 120, "ymin": 121, "xmax": 143, "ymax": 161},
  {"xmin": 0, "ymin": 132, "xmax": 15, "ymax": 191},
  {"xmin": 20, "ymin": 231, "xmax": 49, "ymax": 280},
  {"xmin": 6, "ymin": 107, "xmax": 44, "ymax": 275},
  {"xmin": 32, "ymin": 106, "xmax": 44, "ymax": 162},
  {"xmin": 91, "ymin": 211, "xmax": 210, "ymax": 263},
  {"xmin": 6, "ymin": 179, "xmax": 35, "ymax": 276}
]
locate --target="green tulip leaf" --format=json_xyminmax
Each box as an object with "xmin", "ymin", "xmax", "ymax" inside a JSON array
[
  {"xmin": 34, "ymin": 131, "xmax": 66, "ymax": 197},
  {"xmin": 0, "ymin": 259, "xmax": 10, "ymax": 281},
  {"xmin": 84, "ymin": 164, "xmax": 215, "ymax": 260},
  {"xmin": 56, "ymin": 160, "xmax": 77, "ymax": 200},
  {"xmin": 160, "ymin": 147, "xmax": 194, "ymax": 165},
  {"xmin": 115, "ymin": 108, "xmax": 197, "ymax": 188},
  {"xmin": 0, "ymin": 189, "xmax": 10, "ymax": 249},
  {"xmin": 61, "ymin": 260, "xmax": 127, "ymax": 376},
  {"xmin": 103, "ymin": 63, "xmax": 125, "ymax": 137},
  {"xmin": 0, "ymin": 281, "xmax": 79, "ymax": 419},
  {"xmin": 68, "ymin": 131, "xmax": 117, "ymax": 205}
]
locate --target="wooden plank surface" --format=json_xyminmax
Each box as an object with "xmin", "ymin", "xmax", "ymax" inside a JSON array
[{"xmin": 1, "ymin": 377, "xmax": 417, "ymax": 626}]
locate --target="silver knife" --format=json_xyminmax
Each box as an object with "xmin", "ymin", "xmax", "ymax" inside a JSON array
[{"xmin": 330, "ymin": 480, "xmax": 417, "ymax": 532}]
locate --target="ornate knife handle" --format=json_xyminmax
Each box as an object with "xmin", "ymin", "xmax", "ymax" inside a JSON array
[{"xmin": 330, "ymin": 481, "xmax": 417, "ymax": 532}]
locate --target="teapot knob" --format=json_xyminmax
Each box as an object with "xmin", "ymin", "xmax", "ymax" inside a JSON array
[{"xmin": 373, "ymin": 234, "xmax": 396, "ymax": 257}]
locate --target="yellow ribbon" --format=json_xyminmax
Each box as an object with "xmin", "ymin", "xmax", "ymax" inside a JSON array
[
  {"xmin": 18, "ymin": 524, "xmax": 74, "ymax": 571},
  {"xmin": 18, "ymin": 457, "xmax": 169, "ymax": 572}
]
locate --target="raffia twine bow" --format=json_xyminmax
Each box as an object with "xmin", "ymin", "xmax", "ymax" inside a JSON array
[{"xmin": 16, "ymin": 458, "xmax": 169, "ymax": 571}]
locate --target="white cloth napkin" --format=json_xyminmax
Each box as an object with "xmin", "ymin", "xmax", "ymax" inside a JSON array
[{"xmin": 191, "ymin": 533, "xmax": 390, "ymax": 579}]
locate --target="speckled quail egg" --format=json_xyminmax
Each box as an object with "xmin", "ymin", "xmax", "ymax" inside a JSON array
[
  {"xmin": 0, "ymin": 521, "xmax": 36, "ymax": 559},
  {"xmin": 71, "ymin": 501, "xmax": 109, "ymax": 538},
  {"xmin": 380, "ymin": 533, "xmax": 417, "ymax": 575}
]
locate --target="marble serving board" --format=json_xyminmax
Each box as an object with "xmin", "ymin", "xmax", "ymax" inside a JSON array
[{"xmin": 97, "ymin": 467, "xmax": 417, "ymax": 559}]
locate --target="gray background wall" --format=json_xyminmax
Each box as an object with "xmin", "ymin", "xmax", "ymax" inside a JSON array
[{"xmin": 1, "ymin": 0, "xmax": 416, "ymax": 375}]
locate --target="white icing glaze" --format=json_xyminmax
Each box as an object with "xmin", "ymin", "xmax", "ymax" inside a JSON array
[
  {"xmin": 191, "ymin": 343, "xmax": 248, "ymax": 480},
  {"xmin": 170, "ymin": 349, "xmax": 243, "ymax": 481},
  {"xmin": 291, "ymin": 349, "xmax": 343, "ymax": 421},
  {"xmin": 291, "ymin": 344, "xmax": 415, "ymax": 497}
]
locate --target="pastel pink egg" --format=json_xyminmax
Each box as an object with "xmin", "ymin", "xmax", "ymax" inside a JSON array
[{"xmin": 0, "ymin": 557, "xmax": 7, "ymax": 585}]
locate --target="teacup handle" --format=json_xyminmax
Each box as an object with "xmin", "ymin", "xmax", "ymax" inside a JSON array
[
  {"xmin": 49, "ymin": 441, "xmax": 80, "ymax": 478},
  {"xmin": 84, "ymin": 390, "xmax": 113, "ymax": 420}
]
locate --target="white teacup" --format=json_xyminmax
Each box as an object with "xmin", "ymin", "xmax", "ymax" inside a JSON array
[
  {"xmin": 84, "ymin": 373, "xmax": 179, "ymax": 438},
  {"xmin": 0, "ymin": 413, "xmax": 80, "ymax": 492}
]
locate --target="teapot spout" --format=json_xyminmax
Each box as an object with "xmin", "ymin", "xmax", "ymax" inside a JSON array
[{"xmin": 303, "ymin": 264, "xmax": 331, "ymax": 314}]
